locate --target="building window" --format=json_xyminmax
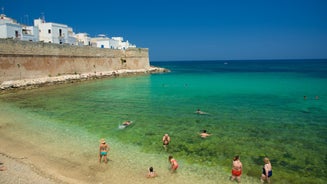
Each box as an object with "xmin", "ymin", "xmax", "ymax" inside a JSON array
[
  {"xmin": 59, "ymin": 29, "xmax": 62, "ymax": 37},
  {"xmin": 48, "ymin": 29, "xmax": 51, "ymax": 34},
  {"xmin": 15, "ymin": 31, "xmax": 19, "ymax": 38}
]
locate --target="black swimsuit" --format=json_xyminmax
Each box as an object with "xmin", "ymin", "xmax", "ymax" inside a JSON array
[{"xmin": 262, "ymin": 168, "xmax": 272, "ymax": 177}]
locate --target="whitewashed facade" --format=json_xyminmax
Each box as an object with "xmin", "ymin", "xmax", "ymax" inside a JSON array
[
  {"xmin": 0, "ymin": 14, "xmax": 39, "ymax": 41},
  {"xmin": 75, "ymin": 33, "xmax": 91, "ymax": 46},
  {"xmin": 1, "ymin": 13, "xmax": 136, "ymax": 49},
  {"xmin": 90, "ymin": 36, "xmax": 136, "ymax": 50},
  {"xmin": 34, "ymin": 18, "xmax": 76, "ymax": 45},
  {"xmin": 110, "ymin": 37, "xmax": 136, "ymax": 49},
  {"xmin": 90, "ymin": 35, "xmax": 110, "ymax": 48},
  {"xmin": 21, "ymin": 26, "xmax": 39, "ymax": 42}
]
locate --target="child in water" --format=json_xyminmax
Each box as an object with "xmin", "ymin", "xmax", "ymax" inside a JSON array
[{"xmin": 168, "ymin": 155, "xmax": 179, "ymax": 173}]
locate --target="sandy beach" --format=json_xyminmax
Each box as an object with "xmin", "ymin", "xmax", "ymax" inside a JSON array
[{"xmin": 0, "ymin": 98, "xmax": 262, "ymax": 184}]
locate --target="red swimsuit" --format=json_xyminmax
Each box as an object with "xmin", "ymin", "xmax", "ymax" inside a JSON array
[
  {"xmin": 232, "ymin": 169, "xmax": 242, "ymax": 176},
  {"xmin": 171, "ymin": 159, "xmax": 179, "ymax": 170}
]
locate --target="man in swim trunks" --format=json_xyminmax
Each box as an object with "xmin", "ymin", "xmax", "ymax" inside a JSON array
[
  {"xmin": 162, "ymin": 134, "xmax": 171, "ymax": 151},
  {"xmin": 230, "ymin": 155, "xmax": 242, "ymax": 183},
  {"xmin": 99, "ymin": 138, "xmax": 109, "ymax": 163},
  {"xmin": 168, "ymin": 155, "xmax": 179, "ymax": 173},
  {"xmin": 261, "ymin": 157, "xmax": 272, "ymax": 183}
]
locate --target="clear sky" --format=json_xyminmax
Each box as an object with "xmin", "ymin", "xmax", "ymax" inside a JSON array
[{"xmin": 2, "ymin": 0, "xmax": 327, "ymax": 61}]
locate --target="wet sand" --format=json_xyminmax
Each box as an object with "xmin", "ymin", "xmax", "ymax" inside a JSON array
[{"xmin": 0, "ymin": 102, "xmax": 260, "ymax": 184}]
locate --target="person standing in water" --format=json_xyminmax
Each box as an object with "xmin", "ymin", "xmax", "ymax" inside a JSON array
[
  {"xmin": 230, "ymin": 155, "xmax": 242, "ymax": 183},
  {"xmin": 261, "ymin": 157, "xmax": 272, "ymax": 183},
  {"xmin": 162, "ymin": 134, "xmax": 171, "ymax": 151},
  {"xmin": 99, "ymin": 138, "xmax": 109, "ymax": 163},
  {"xmin": 168, "ymin": 155, "xmax": 179, "ymax": 173}
]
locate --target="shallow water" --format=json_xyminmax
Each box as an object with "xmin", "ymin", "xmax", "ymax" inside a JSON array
[{"xmin": 1, "ymin": 60, "xmax": 326, "ymax": 183}]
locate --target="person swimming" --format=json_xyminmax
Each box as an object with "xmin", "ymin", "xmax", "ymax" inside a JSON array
[
  {"xmin": 122, "ymin": 121, "xmax": 132, "ymax": 126},
  {"xmin": 199, "ymin": 130, "xmax": 211, "ymax": 138},
  {"xmin": 119, "ymin": 121, "xmax": 133, "ymax": 129},
  {"xmin": 195, "ymin": 109, "xmax": 209, "ymax": 115}
]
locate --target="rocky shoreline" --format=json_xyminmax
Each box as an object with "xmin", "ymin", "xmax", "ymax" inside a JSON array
[{"xmin": 0, "ymin": 66, "xmax": 169, "ymax": 92}]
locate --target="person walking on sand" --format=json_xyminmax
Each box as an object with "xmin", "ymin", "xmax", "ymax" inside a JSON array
[
  {"xmin": 261, "ymin": 157, "xmax": 272, "ymax": 183},
  {"xmin": 99, "ymin": 138, "xmax": 109, "ymax": 163},
  {"xmin": 162, "ymin": 134, "xmax": 171, "ymax": 151},
  {"xmin": 146, "ymin": 166, "xmax": 158, "ymax": 178},
  {"xmin": 168, "ymin": 155, "xmax": 179, "ymax": 173},
  {"xmin": 230, "ymin": 155, "xmax": 242, "ymax": 183}
]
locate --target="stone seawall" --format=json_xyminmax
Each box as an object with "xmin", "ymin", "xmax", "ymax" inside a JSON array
[
  {"xmin": 0, "ymin": 39, "xmax": 151, "ymax": 83},
  {"xmin": 0, "ymin": 67, "xmax": 169, "ymax": 92}
]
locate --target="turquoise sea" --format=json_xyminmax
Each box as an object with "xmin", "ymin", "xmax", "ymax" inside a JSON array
[{"xmin": 1, "ymin": 60, "xmax": 326, "ymax": 183}]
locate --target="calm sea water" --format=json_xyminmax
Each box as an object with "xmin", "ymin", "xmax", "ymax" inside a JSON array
[{"xmin": 1, "ymin": 60, "xmax": 326, "ymax": 183}]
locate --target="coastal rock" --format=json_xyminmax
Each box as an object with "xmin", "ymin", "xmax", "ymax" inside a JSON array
[{"xmin": 0, "ymin": 67, "xmax": 169, "ymax": 92}]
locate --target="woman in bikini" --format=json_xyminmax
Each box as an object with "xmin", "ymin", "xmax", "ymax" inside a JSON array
[
  {"xmin": 168, "ymin": 155, "xmax": 179, "ymax": 173},
  {"xmin": 261, "ymin": 157, "xmax": 272, "ymax": 183},
  {"xmin": 99, "ymin": 138, "xmax": 109, "ymax": 163},
  {"xmin": 230, "ymin": 155, "xmax": 242, "ymax": 183}
]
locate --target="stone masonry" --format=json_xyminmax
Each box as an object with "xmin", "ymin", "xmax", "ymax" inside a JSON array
[{"xmin": 0, "ymin": 39, "xmax": 150, "ymax": 83}]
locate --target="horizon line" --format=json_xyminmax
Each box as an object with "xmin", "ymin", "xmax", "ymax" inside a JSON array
[{"xmin": 151, "ymin": 58, "xmax": 327, "ymax": 62}]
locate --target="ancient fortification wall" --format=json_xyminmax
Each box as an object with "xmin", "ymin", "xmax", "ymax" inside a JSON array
[{"xmin": 0, "ymin": 39, "xmax": 150, "ymax": 83}]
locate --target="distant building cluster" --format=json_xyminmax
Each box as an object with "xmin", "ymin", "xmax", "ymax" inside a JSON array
[{"xmin": 0, "ymin": 14, "xmax": 136, "ymax": 50}]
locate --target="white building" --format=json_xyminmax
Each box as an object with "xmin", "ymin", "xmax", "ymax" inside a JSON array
[
  {"xmin": 0, "ymin": 14, "xmax": 39, "ymax": 41},
  {"xmin": 21, "ymin": 25, "xmax": 39, "ymax": 42},
  {"xmin": 90, "ymin": 34, "xmax": 110, "ymax": 48},
  {"xmin": 75, "ymin": 33, "xmax": 91, "ymax": 46},
  {"xmin": 110, "ymin": 37, "xmax": 136, "ymax": 50},
  {"xmin": 34, "ymin": 18, "xmax": 76, "ymax": 45},
  {"xmin": 0, "ymin": 13, "xmax": 137, "ymax": 49},
  {"xmin": 90, "ymin": 35, "xmax": 136, "ymax": 50}
]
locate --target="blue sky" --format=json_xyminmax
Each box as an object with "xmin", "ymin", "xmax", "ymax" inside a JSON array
[{"xmin": 2, "ymin": 0, "xmax": 327, "ymax": 61}]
